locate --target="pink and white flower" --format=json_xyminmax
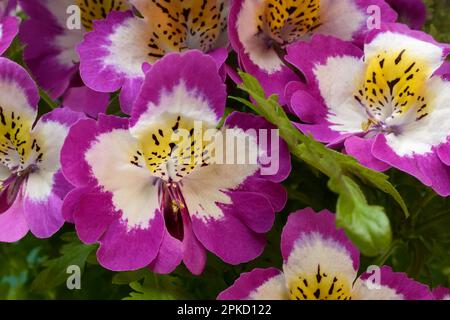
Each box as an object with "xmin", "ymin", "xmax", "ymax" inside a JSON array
[
  {"xmin": 0, "ymin": 58, "xmax": 84, "ymax": 242},
  {"xmin": 61, "ymin": 51, "xmax": 290, "ymax": 273},
  {"xmin": 285, "ymin": 24, "xmax": 450, "ymax": 196},
  {"xmin": 218, "ymin": 208, "xmax": 433, "ymax": 300},
  {"xmin": 77, "ymin": 0, "xmax": 230, "ymax": 114},
  {"xmin": 228, "ymin": 0, "xmax": 397, "ymax": 104}
]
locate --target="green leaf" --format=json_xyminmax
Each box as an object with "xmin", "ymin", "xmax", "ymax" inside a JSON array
[
  {"xmin": 123, "ymin": 274, "xmax": 187, "ymax": 300},
  {"xmin": 112, "ymin": 269, "xmax": 150, "ymax": 285},
  {"xmin": 330, "ymin": 176, "xmax": 392, "ymax": 256},
  {"xmin": 31, "ymin": 233, "xmax": 96, "ymax": 291}
]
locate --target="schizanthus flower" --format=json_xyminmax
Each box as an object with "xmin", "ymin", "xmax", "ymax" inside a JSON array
[
  {"xmin": 228, "ymin": 0, "xmax": 397, "ymax": 103},
  {"xmin": 218, "ymin": 208, "xmax": 432, "ymax": 300},
  {"xmin": 0, "ymin": 58, "xmax": 83, "ymax": 242},
  {"xmin": 77, "ymin": 0, "xmax": 230, "ymax": 113},
  {"xmin": 61, "ymin": 51, "xmax": 290, "ymax": 273},
  {"xmin": 19, "ymin": 0, "xmax": 130, "ymax": 116},
  {"xmin": 285, "ymin": 25, "xmax": 450, "ymax": 196}
]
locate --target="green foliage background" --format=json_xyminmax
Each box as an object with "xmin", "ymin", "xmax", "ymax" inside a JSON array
[{"xmin": 1, "ymin": 0, "xmax": 449, "ymax": 299}]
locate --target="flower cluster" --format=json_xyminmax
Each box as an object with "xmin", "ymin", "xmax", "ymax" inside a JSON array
[{"xmin": 0, "ymin": 0, "xmax": 449, "ymax": 300}]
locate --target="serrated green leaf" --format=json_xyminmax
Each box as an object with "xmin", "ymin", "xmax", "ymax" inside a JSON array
[
  {"xmin": 31, "ymin": 234, "xmax": 96, "ymax": 291},
  {"xmin": 123, "ymin": 274, "xmax": 187, "ymax": 300}
]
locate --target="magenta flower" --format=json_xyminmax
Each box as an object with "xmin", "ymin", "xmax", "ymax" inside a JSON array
[
  {"xmin": 61, "ymin": 51, "xmax": 290, "ymax": 273},
  {"xmin": 285, "ymin": 24, "xmax": 450, "ymax": 196},
  {"xmin": 77, "ymin": 0, "xmax": 230, "ymax": 114},
  {"xmin": 228, "ymin": 0, "xmax": 397, "ymax": 104},
  {"xmin": 433, "ymin": 286, "xmax": 450, "ymax": 300},
  {"xmin": 18, "ymin": 0, "xmax": 130, "ymax": 117},
  {"xmin": 0, "ymin": 58, "xmax": 84, "ymax": 242},
  {"xmin": 218, "ymin": 208, "xmax": 432, "ymax": 300},
  {"xmin": 0, "ymin": 0, "xmax": 18, "ymax": 56}
]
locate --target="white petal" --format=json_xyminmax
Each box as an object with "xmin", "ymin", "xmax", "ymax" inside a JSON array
[
  {"xmin": 85, "ymin": 129, "xmax": 161, "ymax": 230},
  {"xmin": 315, "ymin": 0, "xmax": 365, "ymax": 41},
  {"xmin": 385, "ymin": 77, "xmax": 450, "ymax": 156},
  {"xmin": 130, "ymin": 81, "xmax": 219, "ymax": 138},
  {"xmin": 353, "ymin": 278, "xmax": 403, "ymax": 300},
  {"xmin": 236, "ymin": 0, "xmax": 283, "ymax": 74},
  {"xmin": 181, "ymin": 128, "xmax": 259, "ymax": 221},
  {"xmin": 283, "ymin": 232, "xmax": 357, "ymax": 291},
  {"xmin": 25, "ymin": 121, "xmax": 68, "ymax": 201},
  {"xmin": 249, "ymin": 274, "xmax": 289, "ymax": 300},
  {"xmin": 365, "ymin": 32, "xmax": 444, "ymax": 77},
  {"xmin": 104, "ymin": 17, "xmax": 152, "ymax": 78},
  {"xmin": 313, "ymin": 55, "xmax": 368, "ymax": 133}
]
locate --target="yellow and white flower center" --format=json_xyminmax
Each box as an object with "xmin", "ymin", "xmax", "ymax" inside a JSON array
[
  {"xmin": 131, "ymin": 114, "xmax": 215, "ymax": 183},
  {"xmin": 145, "ymin": 0, "xmax": 229, "ymax": 61},
  {"xmin": 355, "ymin": 48, "xmax": 432, "ymax": 132},
  {"xmin": 76, "ymin": 0, "xmax": 129, "ymax": 31},
  {"xmin": 0, "ymin": 107, "xmax": 43, "ymax": 171},
  {"xmin": 258, "ymin": 0, "xmax": 321, "ymax": 45},
  {"xmin": 289, "ymin": 265, "xmax": 352, "ymax": 300}
]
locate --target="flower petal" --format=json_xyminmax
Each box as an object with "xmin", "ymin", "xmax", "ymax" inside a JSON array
[
  {"xmin": 61, "ymin": 114, "xmax": 129, "ymax": 188},
  {"xmin": 23, "ymin": 186, "xmax": 64, "ymax": 238},
  {"xmin": 281, "ymin": 208, "xmax": 359, "ymax": 300},
  {"xmin": 0, "ymin": 57, "xmax": 39, "ymax": 120},
  {"xmin": 62, "ymin": 85, "xmax": 110, "ymax": 118},
  {"xmin": 432, "ymin": 286, "xmax": 450, "ymax": 300},
  {"xmin": 0, "ymin": 194, "xmax": 28, "ymax": 242},
  {"xmin": 97, "ymin": 213, "xmax": 164, "ymax": 271},
  {"xmin": 218, "ymin": 268, "xmax": 288, "ymax": 300},
  {"xmin": 354, "ymin": 266, "xmax": 433, "ymax": 300},
  {"xmin": 0, "ymin": 16, "xmax": 18, "ymax": 55},
  {"xmin": 224, "ymin": 112, "xmax": 291, "ymax": 183},
  {"xmin": 191, "ymin": 210, "xmax": 266, "ymax": 265},
  {"xmin": 77, "ymin": 11, "xmax": 148, "ymax": 113},
  {"xmin": 148, "ymin": 227, "xmax": 183, "ymax": 275},
  {"xmin": 344, "ymin": 135, "xmax": 391, "ymax": 171},
  {"xmin": 20, "ymin": 0, "xmax": 82, "ymax": 98},
  {"xmin": 131, "ymin": 50, "xmax": 226, "ymax": 131}
]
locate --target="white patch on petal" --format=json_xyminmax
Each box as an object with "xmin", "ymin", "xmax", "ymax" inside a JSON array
[
  {"xmin": 54, "ymin": 30, "xmax": 83, "ymax": 66},
  {"xmin": 30, "ymin": 121, "xmax": 67, "ymax": 171},
  {"xmin": 104, "ymin": 17, "xmax": 152, "ymax": 77},
  {"xmin": 131, "ymin": 81, "xmax": 219, "ymax": 138},
  {"xmin": 237, "ymin": 0, "xmax": 283, "ymax": 74},
  {"xmin": 315, "ymin": 0, "xmax": 365, "ymax": 41},
  {"xmin": 353, "ymin": 278, "xmax": 403, "ymax": 300},
  {"xmin": 283, "ymin": 232, "xmax": 357, "ymax": 289},
  {"xmin": 25, "ymin": 170, "xmax": 55, "ymax": 201},
  {"xmin": 0, "ymin": 78, "xmax": 36, "ymax": 122},
  {"xmin": 85, "ymin": 129, "xmax": 160, "ymax": 230},
  {"xmin": 365, "ymin": 32, "xmax": 444, "ymax": 76},
  {"xmin": 386, "ymin": 77, "xmax": 450, "ymax": 156},
  {"xmin": 25, "ymin": 121, "xmax": 68, "ymax": 201},
  {"xmin": 0, "ymin": 24, "xmax": 3, "ymax": 39},
  {"xmin": 181, "ymin": 128, "xmax": 259, "ymax": 221},
  {"xmin": 249, "ymin": 274, "xmax": 289, "ymax": 300},
  {"xmin": 313, "ymin": 55, "xmax": 368, "ymax": 133}
]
